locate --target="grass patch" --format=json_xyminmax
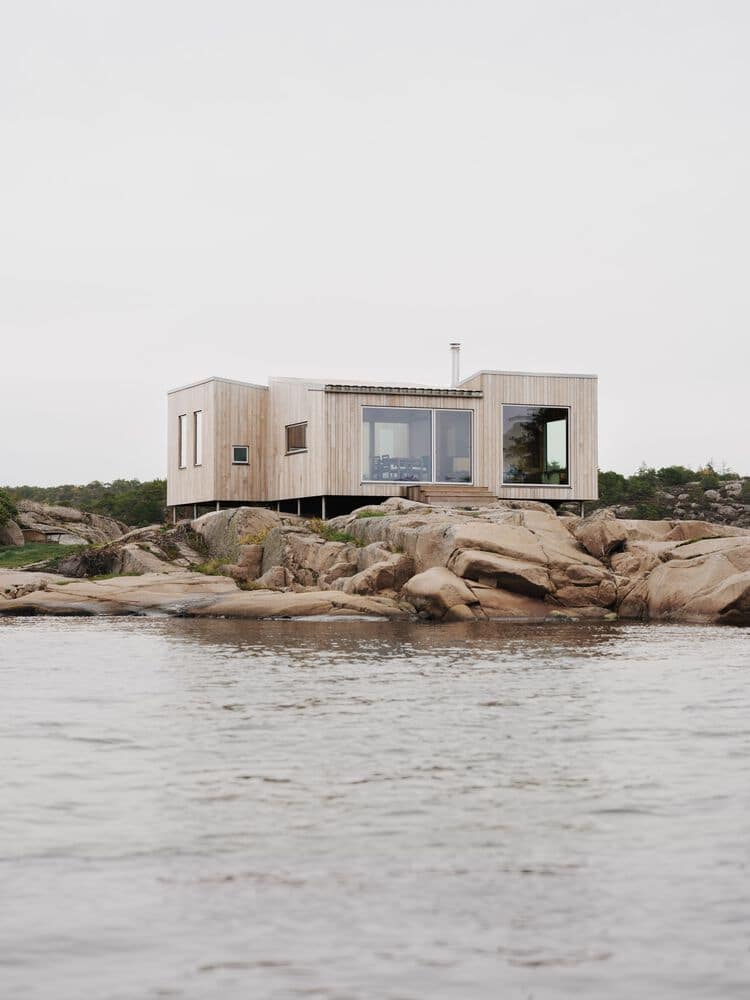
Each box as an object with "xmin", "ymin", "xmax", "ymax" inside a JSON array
[
  {"xmin": 355, "ymin": 510, "xmax": 387, "ymax": 519},
  {"xmin": 306, "ymin": 518, "xmax": 363, "ymax": 546},
  {"xmin": 239, "ymin": 529, "xmax": 270, "ymax": 545},
  {"xmin": 0, "ymin": 542, "xmax": 84, "ymax": 570},
  {"xmin": 237, "ymin": 580, "xmax": 269, "ymax": 591},
  {"xmin": 193, "ymin": 558, "xmax": 229, "ymax": 576}
]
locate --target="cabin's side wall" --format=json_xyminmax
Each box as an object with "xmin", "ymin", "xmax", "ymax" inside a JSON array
[
  {"xmin": 212, "ymin": 380, "xmax": 268, "ymax": 502},
  {"xmin": 476, "ymin": 373, "xmax": 598, "ymax": 501},
  {"xmin": 167, "ymin": 381, "xmax": 217, "ymax": 507},
  {"xmin": 266, "ymin": 380, "xmax": 327, "ymax": 501},
  {"xmin": 324, "ymin": 391, "xmax": 482, "ymax": 497}
]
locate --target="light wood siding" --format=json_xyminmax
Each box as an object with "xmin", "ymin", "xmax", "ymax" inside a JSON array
[
  {"xmin": 266, "ymin": 379, "xmax": 327, "ymax": 501},
  {"xmin": 212, "ymin": 380, "xmax": 268, "ymax": 502},
  {"xmin": 167, "ymin": 381, "xmax": 216, "ymax": 506},
  {"xmin": 167, "ymin": 379, "xmax": 268, "ymax": 506},
  {"xmin": 167, "ymin": 371, "xmax": 598, "ymax": 505},
  {"xmin": 325, "ymin": 391, "xmax": 480, "ymax": 497},
  {"xmin": 477, "ymin": 373, "xmax": 598, "ymax": 501}
]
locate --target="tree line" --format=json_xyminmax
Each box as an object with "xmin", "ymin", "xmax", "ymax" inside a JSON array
[{"xmin": 1, "ymin": 479, "xmax": 167, "ymax": 528}]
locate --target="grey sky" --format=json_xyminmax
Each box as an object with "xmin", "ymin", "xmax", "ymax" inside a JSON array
[{"xmin": 1, "ymin": 1, "xmax": 748, "ymax": 486}]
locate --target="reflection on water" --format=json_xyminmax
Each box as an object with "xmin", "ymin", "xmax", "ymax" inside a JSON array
[{"xmin": 0, "ymin": 617, "xmax": 748, "ymax": 1000}]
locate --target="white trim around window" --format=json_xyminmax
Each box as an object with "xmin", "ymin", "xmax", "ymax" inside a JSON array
[{"xmin": 500, "ymin": 403, "xmax": 572, "ymax": 488}]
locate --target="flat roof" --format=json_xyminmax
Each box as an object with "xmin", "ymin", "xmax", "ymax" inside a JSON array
[
  {"xmin": 460, "ymin": 369, "xmax": 597, "ymax": 383},
  {"xmin": 167, "ymin": 376, "xmax": 268, "ymax": 395},
  {"xmin": 169, "ymin": 369, "xmax": 597, "ymax": 395}
]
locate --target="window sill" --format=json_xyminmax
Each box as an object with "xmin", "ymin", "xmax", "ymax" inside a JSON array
[
  {"xmin": 286, "ymin": 449, "xmax": 308, "ymax": 456},
  {"xmin": 232, "ymin": 462, "xmax": 249, "ymax": 466}
]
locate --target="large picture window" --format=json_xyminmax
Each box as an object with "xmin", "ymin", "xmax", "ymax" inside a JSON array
[
  {"xmin": 362, "ymin": 407, "xmax": 432, "ymax": 482},
  {"xmin": 436, "ymin": 410, "xmax": 472, "ymax": 483},
  {"xmin": 362, "ymin": 406, "xmax": 473, "ymax": 483},
  {"xmin": 502, "ymin": 405, "xmax": 569, "ymax": 485}
]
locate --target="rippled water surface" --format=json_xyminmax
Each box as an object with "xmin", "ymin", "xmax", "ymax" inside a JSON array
[{"xmin": 1, "ymin": 617, "xmax": 749, "ymax": 999}]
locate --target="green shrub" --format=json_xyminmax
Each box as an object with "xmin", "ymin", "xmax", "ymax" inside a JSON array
[
  {"xmin": 355, "ymin": 510, "xmax": 388, "ymax": 519},
  {"xmin": 307, "ymin": 518, "xmax": 362, "ymax": 545},
  {"xmin": 0, "ymin": 489, "xmax": 18, "ymax": 528}
]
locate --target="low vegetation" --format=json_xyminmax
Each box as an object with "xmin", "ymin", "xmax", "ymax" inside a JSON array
[
  {"xmin": 0, "ymin": 542, "xmax": 84, "ymax": 570},
  {"xmin": 354, "ymin": 510, "xmax": 388, "ymax": 519},
  {"xmin": 593, "ymin": 463, "xmax": 746, "ymax": 518},
  {"xmin": 306, "ymin": 518, "xmax": 363, "ymax": 546}
]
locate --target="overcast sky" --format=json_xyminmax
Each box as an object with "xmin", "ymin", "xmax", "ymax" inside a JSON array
[{"xmin": 1, "ymin": 1, "xmax": 748, "ymax": 486}]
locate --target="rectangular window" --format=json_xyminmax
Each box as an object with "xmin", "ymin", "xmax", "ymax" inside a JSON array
[
  {"xmin": 286, "ymin": 422, "xmax": 307, "ymax": 453},
  {"xmin": 362, "ymin": 407, "xmax": 432, "ymax": 482},
  {"xmin": 193, "ymin": 411, "xmax": 202, "ymax": 466},
  {"xmin": 502, "ymin": 405, "xmax": 569, "ymax": 485},
  {"xmin": 232, "ymin": 445, "xmax": 249, "ymax": 464},
  {"xmin": 435, "ymin": 410, "xmax": 472, "ymax": 483},
  {"xmin": 178, "ymin": 414, "xmax": 187, "ymax": 469}
]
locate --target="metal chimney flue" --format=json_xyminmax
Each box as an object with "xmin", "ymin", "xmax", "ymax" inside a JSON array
[{"xmin": 449, "ymin": 342, "xmax": 461, "ymax": 388}]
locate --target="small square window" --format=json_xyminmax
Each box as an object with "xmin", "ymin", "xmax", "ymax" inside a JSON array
[
  {"xmin": 285, "ymin": 422, "xmax": 307, "ymax": 453},
  {"xmin": 232, "ymin": 445, "xmax": 249, "ymax": 464}
]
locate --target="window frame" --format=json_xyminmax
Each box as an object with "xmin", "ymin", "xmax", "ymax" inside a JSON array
[
  {"xmin": 193, "ymin": 410, "xmax": 203, "ymax": 467},
  {"xmin": 285, "ymin": 421, "xmax": 308, "ymax": 455},
  {"xmin": 360, "ymin": 404, "xmax": 474, "ymax": 486},
  {"xmin": 500, "ymin": 403, "xmax": 572, "ymax": 488},
  {"xmin": 178, "ymin": 414, "xmax": 188, "ymax": 470},
  {"xmin": 231, "ymin": 445, "xmax": 249, "ymax": 465}
]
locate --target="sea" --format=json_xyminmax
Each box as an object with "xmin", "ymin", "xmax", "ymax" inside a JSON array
[{"xmin": 1, "ymin": 616, "xmax": 748, "ymax": 999}]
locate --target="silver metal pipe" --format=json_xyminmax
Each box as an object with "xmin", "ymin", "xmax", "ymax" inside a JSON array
[{"xmin": 450, "ymin": 343, "xmax": 461, "ymax": 387}]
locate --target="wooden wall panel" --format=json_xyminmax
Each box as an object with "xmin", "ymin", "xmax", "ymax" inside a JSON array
[
  {"xmin": 325, "ymin": 392, "xmax": 481, "ymax": 497},
  {"xmin": 166, "ymin": 381, "xmax": 216, "ymax": 506},
  {"xmin": 476, "ymin": 373, "xmax": 598, "ymax": 501},
  {"xmin": 212, "ymin": 380, "xmax": 268, "ymax": 502},
  {"xmin": 266, "ymin": 379, "xmax": 327, "ymax": 501}
]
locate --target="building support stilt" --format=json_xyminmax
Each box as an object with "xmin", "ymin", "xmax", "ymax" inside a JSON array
[
  {"xmin": 193, "ymin": 504, "xmax": 197, "ymax": 519},
  {"xmin": 216, "ymin": 501, "xmax": 220, "ymax": 511},
  {"xmin": 296, "ymin": 499, "xmax": 301, "ymax": 516},
  {"xmin": 321, "ymin": 495, "xmax": 326, "ymax": 520},
  {"xmin": 172, "ymin": 507, "xmax": 176, "ymax": 525}
]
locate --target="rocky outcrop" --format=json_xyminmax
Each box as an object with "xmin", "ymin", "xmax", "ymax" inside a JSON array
[
  {"xmin": 3, "ymin": 498, "xmax": 750, "ymax": 626},
  {"xmin": 191, "ymin": 507, "xmax": 281, "ymax": 563},
  {"xmin": 0, "ymin": 520, "xmax": 25, "ymax": 546},
  {"xmin": 15, "ymin": 501, "xmax": 129, "ymax": 546},
  {"xmin": 0, "ymin": 570, "xmax": 407, "ymax": 619}
]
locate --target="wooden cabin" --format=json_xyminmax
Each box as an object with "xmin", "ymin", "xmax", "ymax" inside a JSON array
[{"xmin": 167, "ymin": 349, "xmax": 598, "ymax": 519}]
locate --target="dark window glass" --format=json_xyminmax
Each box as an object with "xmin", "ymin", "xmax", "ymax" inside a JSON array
[
  {"xmin": 502, "ymin": 406, "xmax": 568, "ymax": 485},
  {"xmin": 286, "ymin": 423, "xmax": 307, "ymax": 452},
  {"xmin": 362, "ymin": 407, "xmax": 432, "ymax": 482},
  {"xmin": 436, "ymin": 410, "xmax": 472, "ymax": 483},
  {"xmin": 232, "ymin": 445, "xmax": 249, "ymax": 464}
]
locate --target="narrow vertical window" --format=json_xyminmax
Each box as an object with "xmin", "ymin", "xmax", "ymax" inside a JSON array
[
  {"xmin": 178, "ymin": 414, "xmax": 187, "ymax": 469},
  {"xmin": 193, "ymin": 411, "xmax": 203, "ymax": 466}
]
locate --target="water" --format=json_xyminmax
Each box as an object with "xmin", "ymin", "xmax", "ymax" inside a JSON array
[{"xmin": 1, "ymin": 617, "xmax": 749, "ymax": 1000}]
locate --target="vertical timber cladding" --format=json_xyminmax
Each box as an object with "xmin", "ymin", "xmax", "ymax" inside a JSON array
[
  {"xmin": 212, "ymin": 379, "xmax": 269, "ymax": 503},
  {"xmin": 475, "ymin": 372, "xmax": 598, "ymax": 501},
  {"xmin": 267, "ymin": 378, "xmax": 327, "ymax": 502},
  {"xmin": 166, "ymin": 380, "xmax": 216, "ymax": 507},
  {"xmin": 324, "ymin": 388, "xmax": 482, "ymax": 498}
]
